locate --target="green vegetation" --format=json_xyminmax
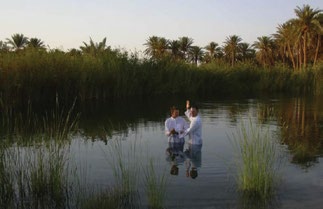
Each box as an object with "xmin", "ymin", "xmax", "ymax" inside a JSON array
[
  {"xmin": 107, "ymin": 140, "xmax": 141, "ymax": 209},
  {"xmin": 0, "ymin": 98, "xmax": 79, "ymax": 208},
  {"xmin": 0, "ymin": 5, "xmax": 322, "ymax": 106},
  {"xmin": 230, "ymin": 120, "xmax": 282, "ymax": 200},
  {"xmin": 144, "ymin": 159, "xmax": 168, "ymax": 209},
  {"xmin": 0, "ymin": 48, "xmax": 320, "ymax": 106}
]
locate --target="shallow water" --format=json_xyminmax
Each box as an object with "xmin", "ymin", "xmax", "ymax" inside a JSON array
[{"xmin": 69, "ymin": 95, "xmax": 323, "ymax": 209}]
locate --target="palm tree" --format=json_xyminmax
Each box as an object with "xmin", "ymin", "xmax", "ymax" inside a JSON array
[
  {"xmin": 253, "ymin": 36, "xmax": 276, "ymax": 68},
  {"xmin": 6, "ymin": 33, "xmax": 29, "ymax": 50},
  {"xmin": 205, "ymin": 42, "xmax": 221, "ymax": 62},
  {"xmin": 168, "ymin": 40, "xmax": 182, "ymax": 61},
  {"xmin": 188, "ymin": 46, "xmax": 204, "ymax": 65},
  {"xmin": 223, "ymin": 35, "xmax": 242, "ymax": 67},
  {"xmin": 293, "ymin": 4, "xmax": 322, "ymax": 68},
  {"xmin": 178, "ymin": 36, "xmax": 193, "ymax": 61},
  {"xmin": 0, "ymin": 41, "xmax": 9, "ymax": 52},
  {"xmin": 155, "ymin": 37, "xmax": 169, "ymax": 59},
  {"xmin": 144, "ymin": 36, "xmax": 169, "ymax": 60},
  {"xmin": 238, "ymin": 42, "xmax": 255, "ymax": 61},
  {"xmin": 274, "ymin": 22, "xmax": 298, "ymax": 70},
  {"xmin": 144, "ymin": 36, "xmax": 159, "ymax": 59},
  {"xmin": 68, "ymin": 48, "xmax": 82, "ymax": 56},
  {"xmin": 313, "ymin": 13, "xmax": 323, "ymax": 66},
  {"xmin": 27, "ymin": 38, "xmax": 45, "ymax": 49},
  {"xmin": 80, "ymin": 37, "xmax": 110, "ymax": 56}
]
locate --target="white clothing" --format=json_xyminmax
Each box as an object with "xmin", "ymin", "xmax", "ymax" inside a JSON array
[
  {"xmin": 184, "ymin": 109, "xmax": 202, "ymax": 145},
  {"xmin": 165, "ymin": 116, "xmax": 188, "ymax": 143}
]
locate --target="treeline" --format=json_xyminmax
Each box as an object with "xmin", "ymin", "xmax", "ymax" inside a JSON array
[
  {"xmin": 143, "ymin": 5, "xmax": 323, "ymax": 70},
  {"xmin": 0, "ymin": 48, "xmax": 318, "ymax": 104},
  {"xmin": 0, "ymin": 5, "xmax": 322, "ymax": 106}
]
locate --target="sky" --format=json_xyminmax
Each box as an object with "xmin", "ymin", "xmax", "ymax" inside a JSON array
[{"xmin": 1, "ymin": 0, "xmax": 322, "ymax": 52}]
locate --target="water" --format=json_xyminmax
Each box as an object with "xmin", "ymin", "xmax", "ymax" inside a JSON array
[
  {"xmin": 0, "ymin": 96, "xmax": 323, "ymax": 209},
  {"xmin": 69, "ymin": 95, "xmax": 323, "ymax": 209}
]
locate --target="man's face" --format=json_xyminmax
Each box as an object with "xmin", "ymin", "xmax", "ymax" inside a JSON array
[
  {"xmin": 191, "ymin": 107, "xmax": 198, "ymax": 117},
  {"xmin": 172, "ymin": 109, "xmax": 179, "ymax": 118}
]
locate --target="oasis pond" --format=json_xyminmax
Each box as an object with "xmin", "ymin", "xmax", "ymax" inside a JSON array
[{"xmin": 1, "ymin": 94, "xmax": 323, "ymax": 209}]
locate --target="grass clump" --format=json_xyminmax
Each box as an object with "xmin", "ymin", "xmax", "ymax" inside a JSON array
[
  {"xmin": 106, "ymin": 139, "xmax": 141, "ymax": 209},
  {"xmin": 144, "ymin": 159, "xmax": 168, "ymax": 209},
  {"xmin": 230, "ymin": 119, "xmax": 282, "ymax": 200},
  {"xmin": 79, "ymin": 187, "xmax": 127, "ymax": 209}
]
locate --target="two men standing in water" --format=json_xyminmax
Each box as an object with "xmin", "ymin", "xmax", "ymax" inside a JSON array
[
  {"xmin": 165, "ymin": 100, "xmax": 202, "ymax": 178},
  {"xmin": 165, "ymin": 100, "xmax": 202, "ymax": 145}
]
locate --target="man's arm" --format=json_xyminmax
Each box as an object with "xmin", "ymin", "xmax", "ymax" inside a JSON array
[
  {"xmin": 185, "ymin": 100, "xmax": 191, "ymax": 120},
  {"xmin": 184, "ymin": 118, "xmax": 199, "ymax": 135},
  {"xmin": 165, "ymin": 120, "xmax": 171, "ymax": 136}
]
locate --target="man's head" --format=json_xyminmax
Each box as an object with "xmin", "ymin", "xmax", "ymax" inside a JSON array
[
  {"xmin": 190, "ymin": 167, "xmax": 198, "ymax": 179},
  {"xmin": 170, "ymin": 106, "xmax": 179, "ymax": 118},
  {"xmin": 190, "ymin": 104, "xmax": 198, "ymax": 117},
  {"xmin": 170, "ymin": 165, "xmax": 179, "ymax": 175}
]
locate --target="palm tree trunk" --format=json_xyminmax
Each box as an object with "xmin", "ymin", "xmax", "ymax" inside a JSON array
[
  {"xmin": 303, "ymin": 33, "xmax": 307, "ymax": 69},
  {"xmin": 298, "ymin": 45, "xmax": 302, "ymax": 70},
  {"xmin": 313, "ymin": 34, "xmax": 320, "ymax": 67},
  {"xmin": 287, "ymin": 43, "xmax": 296, "ymax": 70}
]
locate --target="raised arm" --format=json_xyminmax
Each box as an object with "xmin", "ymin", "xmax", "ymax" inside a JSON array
[{"xmin": 185, "ymin": 100, "xmax": 192, "ymax": 120}]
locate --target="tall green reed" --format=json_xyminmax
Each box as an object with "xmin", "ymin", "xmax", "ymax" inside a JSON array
[
  {"xmin": 0, "ymin": 95, "xmax": 79, "ymax": 208},
  {"xmin": 0, "ymin": 137, "xmax": 76, "ymax": 209},
  {"xmin": 0, "ymin": 96, "xmax": 79, "ymax": 143},
  {"xmin": 0, "ymin": 50, "xmax": 319, "ymax": 106},
  {"xmin": 229, "ymin": 119, "xmax": 282, "ymax": 200},
  {"xmin": 106, "ymin": 139, "xmax": 141, "ymax": 209},
  {"xmin": 144, "ymin": 158, "xmax": 168, "ymax": 209}
]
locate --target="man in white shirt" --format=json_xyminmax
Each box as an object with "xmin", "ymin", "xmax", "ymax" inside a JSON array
[
  {"xmin": 184, "ymin": 100, "xmax": 202, "ymax": 145},
  {"xmin": 165, "ymin": 106, "xmax": 188, "ymax": 143}
]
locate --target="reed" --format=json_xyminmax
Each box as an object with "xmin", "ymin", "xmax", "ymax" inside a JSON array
[
  {"xmin": 0, "ymin": 96, "xmax": 79, "ymax": 143},
  {"xmin": 0, "ymin": 141, "xmax": 15, "ymax": 208},
  {"xmin": 106, "ymin": 139, "xmax": 141, "ymax": 209},
  {"xmin": 0, "ymin": 95, "xmax": 79, "ymax": 208},
  {"xmin": 0, "ymin": 50, "xmax": 319, "ymax": 106},
  {"xmin": 79, "ymin": 187, "xmax": 126, "ymax": 209},
  {"xmin": 144, "ymin": 158, "xmax": 168, "ymax": 209},
  {"xmin": 230, "ymin": 119, "xmax": 281, "ymax": 200},
  {"xmin": 28, "ymin": 143, "xmax": 70, "ymax": 208},
  {"xmin": 0, "ymin": 138, "xmax": 77, "ymax": 209}
]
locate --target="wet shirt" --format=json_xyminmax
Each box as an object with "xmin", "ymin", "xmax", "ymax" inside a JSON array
[
  {"xmin": 184, "ymin": 110, "xmax": 202, "ymax": 145},
  {"xmin": 165, "ymin": 116, "xmax": 188, "ymax": 143}
]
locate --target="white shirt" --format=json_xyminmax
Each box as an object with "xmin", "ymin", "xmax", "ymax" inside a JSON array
[
  {"xmin": 184, "ymin": 109, "xmax": 202, "ymax": 145},
  {"xmin": 165, "ymin": 116, "xmax": 188, "ymax": 143}
]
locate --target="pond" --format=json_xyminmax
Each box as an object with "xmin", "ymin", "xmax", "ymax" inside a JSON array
[
  {"xmin": 1, "ymin": 95, "xmax": 323, "ymax": 209},
  {"xmin": 69, "ymin": 95, "xmax": 323, "ymax": 209}
]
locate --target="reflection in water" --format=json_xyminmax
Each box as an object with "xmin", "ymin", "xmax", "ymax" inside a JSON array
[
  {"xmin": 166, "ymin": 142, "xmax": 185, "ymax": 176},
  {"xmin": 2, "ymin": 95, "xmax": 323, "ymax": 208},
  {"xmin": 184, "ymin": 144, "xmax": 202, "ymax": 179},
  {"xmin": 257, "ymin": 97, "xmax": 323, "ymax": 168},
  {"xmin": 166, "ymin": 142, "xmax": 202, "ymax": 179}
]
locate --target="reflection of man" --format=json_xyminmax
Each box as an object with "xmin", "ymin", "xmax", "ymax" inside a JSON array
[
  {"xmin": 184, "ymin": 100, "xmax": 202, "ymax": 145},
  {"xmin": 166, "ymin": 142, "xmax": 185, "ymax": 176},
  {"xmin": 165, "ymin": 106, "xmax": 188, "ymax": 143},
  {"xmin": 185, "ymin": 144, "xmax": 202, "ymax": 179}
]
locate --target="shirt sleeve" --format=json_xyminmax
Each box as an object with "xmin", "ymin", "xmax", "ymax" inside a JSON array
[
  {"xmin": 183, "ymin": 118, "xmax": 189, "ymax": 130},
  {"xmin": 184, "ymin": 117, "xmax": 199, "ymax": 136},
  {"xmin": 165, "ymin": 119, "xmax": 171, "ymax": 136},
  {"xmin": 185, "ymin": 109, "xmax": 192, "ymax": 121}
]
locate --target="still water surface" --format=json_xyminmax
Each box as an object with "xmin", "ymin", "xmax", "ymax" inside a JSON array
[{"xmin": 71, "ymin": 95, "xmax": 323, "ymax": 209}]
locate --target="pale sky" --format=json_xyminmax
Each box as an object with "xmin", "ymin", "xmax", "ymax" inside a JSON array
[{"xmin": 1, "ymin": 0, "xmax": 322, "ymax": 52}]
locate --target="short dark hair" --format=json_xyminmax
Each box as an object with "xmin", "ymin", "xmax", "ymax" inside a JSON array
[
  {"xmin": 170, "ymin": 106, "xmax": 178, "ymax": 115},
  {"xmin": 190, "ymin": 103, "xmax": 198, "ymax": 111}
]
